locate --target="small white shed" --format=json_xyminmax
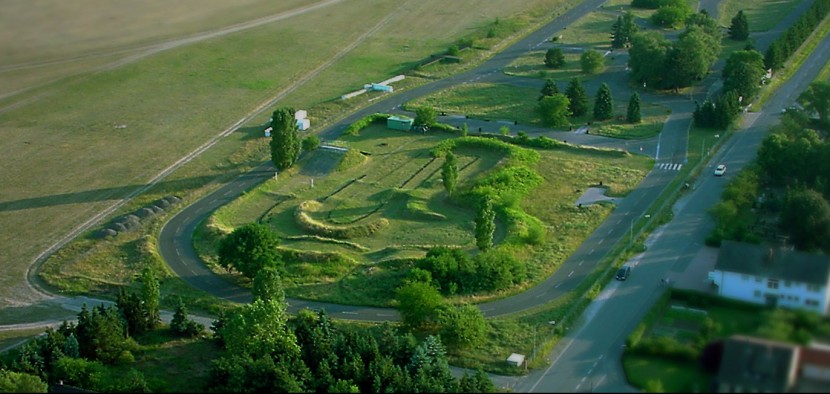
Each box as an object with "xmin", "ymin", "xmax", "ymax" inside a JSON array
[
  {"xmin": 506, "ymin": 353, "xmax": 525, "ymax": 367},
  {"xmin": 294, "ymin": 110, "xmax": 308, "ymax": 120},
  {"xmin": 264, "ymin": 127, "xmax": 272, "ymax": 137},
  {"xmin": 296, "ymin": 118, "xmax": 310, "ymax": 131}
]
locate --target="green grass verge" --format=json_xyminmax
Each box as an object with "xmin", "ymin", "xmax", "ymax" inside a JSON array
[{"xmin": 718, "ymin": 0, "xmax": 802, "ymax": 32}]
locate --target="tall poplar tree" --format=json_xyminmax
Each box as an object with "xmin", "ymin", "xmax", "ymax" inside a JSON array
[
  {"xmin": 474, "ymin": 197, "xmax": 495, "ymax": 251},
  {"xmin": 140, "ymin": 267, "xmax": 161, "ymax": 330},
  {"xmin": 270, "ymin": 107, "xmax": 301, "ymax": 171},
  {"xmin": 441, "ymin": 151, "xmax": 458, "ymax": 195}
]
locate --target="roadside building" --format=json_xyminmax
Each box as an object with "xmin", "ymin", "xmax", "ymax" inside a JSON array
[
  {"xmin": 708, "ymin": 240, "xmax": 830, "ymax": 315},
  {"xmin": 714, "ymin": 335, "xmax": 830, "ymax": 392}
]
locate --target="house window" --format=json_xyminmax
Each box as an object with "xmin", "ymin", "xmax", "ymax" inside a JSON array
[
  {"xmin": 767, "ymin": 279, "xmax": 779, "ymax": 289},
  {"xmin": 755, "ymin": 277, "xmax": 763, "ymax": 283},
  {"xmin": 806, "ymin": 299, "xmax": 819, "ymax": 306},
  {"xmin": 807, "ymin": 284, "xmax": 821, "ymax": 292},
  {"xmin": 754, "ymin": 290, "xmax": 761, "ymax": 298}
]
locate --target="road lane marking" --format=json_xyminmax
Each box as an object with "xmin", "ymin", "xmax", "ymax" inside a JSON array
[
  {"xmin": 590, "ymin": 249, "xmax": 595, "ymax": 254},
  {"xmin": 341, "ymin": 311, "xmax": 357, "ymax": 315},
  {"xmin": 598, "ymin": 239, "xmax": 604, "ymax": 245},
  {"xmin": 578, "ymin": 260, "xmax": 583, "ymax": 266},
  {"xmin": 568, "ymin": 271, "xmax": 574, "ymax": 277}
]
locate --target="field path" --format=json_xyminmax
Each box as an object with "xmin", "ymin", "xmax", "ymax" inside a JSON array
[{"xmin": 20, "ymin": 1, "xmax": 406, "ymax": 308}]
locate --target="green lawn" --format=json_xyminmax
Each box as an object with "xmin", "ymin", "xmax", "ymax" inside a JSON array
[
  {"xmin": 25, "ymin": 0, "xmax": 580, "ymax": 315},
  {"xmin": 718, "ymin": 0, "xmax": 802, "ymax": 32},
  {"xmin": 623, "ymin": 354, "xmax": 711, "ymax": 393},
  {"xmin": 195, "ymin": 125, "xmax": 651, "ymax": 307}
]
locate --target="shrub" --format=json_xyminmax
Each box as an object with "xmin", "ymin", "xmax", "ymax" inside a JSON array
[{"xmin": 345, "ymin": 113, "xmax": 391, "ymax": 136}]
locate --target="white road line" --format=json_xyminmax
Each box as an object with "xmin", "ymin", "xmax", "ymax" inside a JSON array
[
  {"xmin": 341, "ymin": 311, "xmax": 358, "ymax": 315},
  {"xmin": 377, "ymin": 313, "xmax": 393, "ymax": 317},
  {"xmin": 590, "ymin": 249, "xmax": 595, "ymax": 254},
  {"xmin": 607, "ymin": 229, "xmax": 613, "ymax": 234},
  {"xmin": 598, "ymin": 239, "xmax": 604, "ymax": 245},
  {"xmin": 568, "ymin": 271, "xmax": 574, "ymax": 277},
  {"xmin": 578, "ymin": 261, "xmax": 583, "ymax": 266}
]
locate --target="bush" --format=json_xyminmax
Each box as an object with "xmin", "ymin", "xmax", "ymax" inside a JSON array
[
  {"xmin": 302, "ymin": 135, "xmax": 320, "ymax": 151},
  {"xmin": 345, "ymin": 113, "xmax": 391, "ymax": 136}
]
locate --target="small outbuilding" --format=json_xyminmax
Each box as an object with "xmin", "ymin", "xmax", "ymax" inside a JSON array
[
  {"xmin": 506, "ymin": 353, "xmax": 525, "ymax": 367},
  {"xmin": 387, "ymin": 115, "xmax": 413, "ymax": 131},
  {"xmin": 296, "ymin": 118, "xmax": 310, "ymax": 131}
]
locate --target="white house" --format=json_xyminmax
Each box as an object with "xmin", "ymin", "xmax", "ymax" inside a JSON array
[{"xmin": 708, "ymin": 240, "xmax": 830, "ymax": 315}]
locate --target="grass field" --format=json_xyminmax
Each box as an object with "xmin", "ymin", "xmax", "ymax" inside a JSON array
[
  {"xmin": 191, "ymin": 124, "xmax": 651, "ymax": 307},
  {"xmin": 718, "ymin": 0, "xmax": 801, "ymax": 32},
  {"xmin": 0, "ymin": 0, "xmax": 584, "ymax": 312}
]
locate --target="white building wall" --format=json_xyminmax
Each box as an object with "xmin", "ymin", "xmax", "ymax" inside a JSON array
[{"xmin": 713, "ymin": 270, "xmax": 828, "ymax": 315}]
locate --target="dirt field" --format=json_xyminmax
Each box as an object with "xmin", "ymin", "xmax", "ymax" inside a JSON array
[{"xmin": 0, "ymin": 0, "xmax": 573, "ymax": 311}]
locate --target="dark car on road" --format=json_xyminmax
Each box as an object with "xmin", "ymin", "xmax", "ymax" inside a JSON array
[{"xmin": 615, "ymin": 265, "xmax": 631, "ymax": 281}]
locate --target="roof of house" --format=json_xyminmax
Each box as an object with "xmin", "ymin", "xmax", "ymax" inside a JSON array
[
  {"xmin": 800, "ymin": 342, "xmax": 830, "ymax": 367},
  {"xmin": 717, "ymin": 334, "xmax": 800, "ymax": 392},
  {"xmin": 715, "ymin": 240, "xmax": 830, "ymax": 286}
]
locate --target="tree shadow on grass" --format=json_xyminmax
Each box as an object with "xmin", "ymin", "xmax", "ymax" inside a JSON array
[{"xmin": 0, "ymin": 174, "xmax": 220, "ymax": 212}]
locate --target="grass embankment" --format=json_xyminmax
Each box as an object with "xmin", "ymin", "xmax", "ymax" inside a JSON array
[{"xmin": 199, "ymin": 124, "xmax": 651, "ymax": 308}]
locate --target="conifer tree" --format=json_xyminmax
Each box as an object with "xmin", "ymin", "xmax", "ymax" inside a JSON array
[
  {"xmin": 627, "ymin": 92, "xmax": 641, "ymax": 123},
  {"xmin": 593, "ymin": 83, "xmax": 614, "ymax": 121}
]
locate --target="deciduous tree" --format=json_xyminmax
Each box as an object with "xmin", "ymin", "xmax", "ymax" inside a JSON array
[
  {"xmin": 722, "ymin": 49, "xmax": 766, "ymax": 103},
  {"xmin": 580, "ymin": 49, "xmax": 605, "ymax": 74},
  {"xmin": 441, "ymin": 151, "xmax": 458, "ymax": 195},
  {"xmin": 798, "ymin": 81, "xmax": 830, "ymax": 124},
  {"xmin": 437, "ymin": 304, "xmax": 486, "ymax": 351},
  {"xmin": 395, "ymin": 281, "xmax": 444, "ymax": 330},
  {"xmin": 217, "ymin": 222, "xmax": 282, "ymax": 279},
  {"xmin": 270, "ymin": 107, "xmax": 301, "ymax": 170},
  {"xmin": 474, "ymin": 196, "xmax": 496, "ymax": 251},
  {"xmin": 544, "ymin": 47, "xmax": 565, "ymax": 68},
  {"xmin": 538, "ymin": 94, "xmax": 572, "ymax": 127}
]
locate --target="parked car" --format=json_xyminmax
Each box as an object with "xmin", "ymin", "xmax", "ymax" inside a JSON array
[
  {"xmin": 615, "ymin": 265, "xmax": 631, "ymax": 281},
  {"xmin": 714, "ymin": 164, "xmax": 726, "ymax": 176}
]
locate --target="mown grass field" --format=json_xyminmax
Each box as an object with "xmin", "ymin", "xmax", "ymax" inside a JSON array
[
  {"xmin": 0, "ymin": 0, "xmax": 582, "ymax": 311},
  {"xmin": 718, "ymin": 0, "xmax": 801, "ymax": 32}
]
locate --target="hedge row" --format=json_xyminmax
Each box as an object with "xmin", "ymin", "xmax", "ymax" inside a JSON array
[
  {"xmin": 345, "ymin": 113, "xmax": 391, "ymax": 136},
  {"xmin": 430, "ymin": 136, "xmax": 540, "ymax": 165}
]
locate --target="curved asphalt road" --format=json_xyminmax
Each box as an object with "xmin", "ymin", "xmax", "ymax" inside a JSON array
[
  {"xmin": 159, "ymin": 0, "xmax": 704, "ymax": 322},
  {"xmin": 159, "ymin": 0, "xmax": 814, "ymax": 327}
]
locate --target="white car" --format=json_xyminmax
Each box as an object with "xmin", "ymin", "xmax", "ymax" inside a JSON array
[{"xmin": 714, "ymin": 164, "xmax": 726, "ymax": 176}]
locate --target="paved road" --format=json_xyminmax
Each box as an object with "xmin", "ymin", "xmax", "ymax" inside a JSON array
[
  {"xmin": 511, "ymin": 9, "xmax": 830, "ymax": 394},
  {"xmin": 159, "ymin": 0, "xmax": 701, "ymax": 323}
]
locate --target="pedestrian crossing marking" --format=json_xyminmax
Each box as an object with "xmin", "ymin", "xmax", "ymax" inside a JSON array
[{"xmin": 657, "ymin": 163, "xmax": 683, "ymax": 171}]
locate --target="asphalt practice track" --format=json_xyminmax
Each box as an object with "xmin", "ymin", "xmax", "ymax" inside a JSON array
[{"xmin": 157, "ymin": 0, "xmax": 705, "ymax": 323}]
